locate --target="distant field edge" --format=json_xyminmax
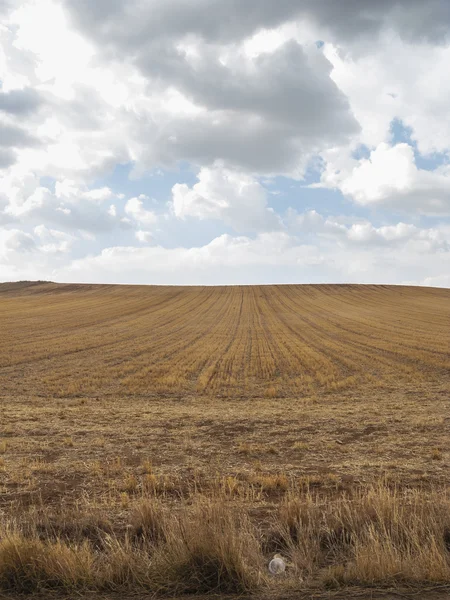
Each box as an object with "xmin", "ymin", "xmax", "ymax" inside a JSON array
[{"xmin": 1, "ymin": 279, "xmax": 450, "ymax": 292}]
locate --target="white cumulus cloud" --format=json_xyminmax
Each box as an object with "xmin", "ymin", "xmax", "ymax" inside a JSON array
[
  {"xmin": 314, "ymin": 143, "xmax": 450, "ymax": 215},
  {"xmin": 172, "ymin": 166, "xmax": 281, "ymax": 233},
  {"xmin": 125, "ymin": 196, "xmax": 158, "ymax": 226}
]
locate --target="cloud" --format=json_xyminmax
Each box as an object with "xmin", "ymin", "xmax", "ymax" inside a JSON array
[
  {"xmin": 1, "ymin": 1, "xmax": 450, "ymax": 288},
  {"xmin": 23, "ymin": 0, "xmax": 450, "ymax": 188},
  {"xmin": 33, "ymin": 224, "xmax": 75, "ymax": 253},
  {"xmin": 0, "ymin": 148, "xmax": 16, "ymax": 169},
  {"xmin": 172, "ymin": 165, "xmax": 281, "ymax": 233},
  {"xmin": 0, "ymin": 0, "xmax": 13, "ymax": 15},
  {"xmin": 47, "ymin": 3, "xmax": 359, "ymax": 177},
  {"xmin": 0, "ymin": 88, "xmax": 42, "ymax": 115},
  {"xmin": 0, "ymin": 123, "xmax": 39, "ymax": 148},
  {"xmin": 1, "ymin": 173, "xmax": 131, "ymax": 233},
  {"xmin": 0, "ymin": 3, "xmax": 130, "ymax": 181},
  {"xmin": 4, "ymin": 0, "xmax": 450, "ymax": 179},
  {"xmin": 125, "ymin": 195, "xmax": 158, "ymax": 226},
  {"xmin": 134, "ymin": 40, "xmax": 356, "ymax": 135},
  {"xmin": 290, "ymin": 209, "xmax": 449, "ymax": 250},
  {"xmin": 314, "ymin": 143, "xmax": 450, "ymax": 215},
  {"xmin": 421, "ymin": 274, "xmax": 450, "ymax": 288},
  {"xmin": 135, "ymin": 230, "xmax": 153, "ymax": 244},
  {"xmin": 112, "ymin": 39, "xmax": 359, "ymax": 176},
  {"xmin": 51, "ymin": 223, "xmax": 450, "ymax": 286},
  {"xmin": 0, "ymin": 228, "xmax": 35, "ymax": 253},
  {"xmin": 325, "ymin": 36, "xmax": 450, "ymax": 154},
  {"xmin": 61, "ymin": 0, "xmax": 303, "ymax": 46},
  {"xmin": 306, "ymin": 0, "xmax": 450, "ymax": 46},
  {"xmin": 4, "ymin": 0, "xmax": 445, "ymax": 188},
  {"xmin": 2, "ymin": 210, "xmax": 448, "ymax": 287},
  {"xmin": 52, "ymin": 231, "xmax": 324, "ymax": 285},
  {"xmin": 0, "ymin": 117, "xmax": 40, "ymax": 170},
  {"xmin": 62, "ymin": 1, "xmax": 450, "ymax": 50},
  {"xmin": 0, "ymin": 225, "xmax": 76, "ymax": 281}
]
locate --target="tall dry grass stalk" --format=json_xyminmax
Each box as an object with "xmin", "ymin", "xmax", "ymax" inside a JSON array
[
  {"xmin": 0, "ymin": 484, "xmax": 450, "ymax": 594},
  {"xmin": 148, "ymin": 501, "xmax": 264, "ymax": 594}
]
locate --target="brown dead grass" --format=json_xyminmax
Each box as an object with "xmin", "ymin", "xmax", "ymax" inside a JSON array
[
  {"xmin": 1, "ymin": 486, "xmax": 450, "ymax": 595},
  {"xmin": 0, "ymin": 282, "xmax": 449, "ymax": 596}
]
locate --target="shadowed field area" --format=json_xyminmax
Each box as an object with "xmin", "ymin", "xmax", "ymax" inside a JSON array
[{"xmin": 1, "ymin": 282, "xmax": 449, "ymax": 598}]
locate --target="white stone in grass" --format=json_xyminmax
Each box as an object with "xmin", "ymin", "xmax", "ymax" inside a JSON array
[{"xmin": 268, "ymin": 554, "xmax": 286, "ymax": 575}]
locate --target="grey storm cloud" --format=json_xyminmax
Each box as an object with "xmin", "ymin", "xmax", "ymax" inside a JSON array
[
  {"xmin": 140, "ymin": 41, "xmax": 353, "ymax": 133},
  {"xmin": 61, "ymin": 2, "xmax": 363, "ymax": 175},
  {"xmin": 62, "ymin": 0, "xmax": 450, "ymax": 48},
  {"xmin": 58, "ymin": 0, "xmax": 450, "ymax": 177},
  {"xmin": 126, "ymin": 38, "xmax": 359, "ymax": 174},
  {"xmin": 136, "ymin": 109, "xmax": 354, "ymax": 175}
]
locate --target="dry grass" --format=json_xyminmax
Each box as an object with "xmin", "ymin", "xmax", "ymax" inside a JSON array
[
  {"xmin": 274, "ymin": 483, "xmax": 450, "ymax": 586},
  {"xmin": 0, "ymin": 499, "xmax": 263, "ymax": 594},
  {"xmin": 0, "ymin": 486, "xmax": 450, "ymax": 595},
  {"xmin": 0, "ymin": 281, "xmax": 449, "ymax": 597}
]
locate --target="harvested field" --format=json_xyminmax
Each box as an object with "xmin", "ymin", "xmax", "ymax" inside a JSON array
[
  {"xmin": 0, "ymin": 281, "xmax": 449, "ymax": 598},
  {"xmin": 1, "ymin": 282, "xmax": 449, "ymax": 398}
]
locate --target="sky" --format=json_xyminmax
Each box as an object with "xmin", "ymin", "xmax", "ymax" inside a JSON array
[{"xmin": 0, "ymin": 0, "xmax": 449, "ymax": 286}]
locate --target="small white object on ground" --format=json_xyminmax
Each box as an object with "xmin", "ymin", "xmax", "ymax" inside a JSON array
[{"xmin": 268, "ymin": 554, "xmax": 286, "ymax": 574}]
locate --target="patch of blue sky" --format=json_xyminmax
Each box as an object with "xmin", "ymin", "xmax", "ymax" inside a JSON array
[
  {"xmin": 351, "ymin": 144, "xmax": 371, "ymax": 160},
  {"xmin": 92, "ymin": 161, "xmax": 198, "ymax": 211},
  {"xmin": 154, "ymin": 216, "xmax": 236, "ymax": 249},
  {"xmin": 92, "ymin": 162, "xmax": 235, "ymax": 248}
]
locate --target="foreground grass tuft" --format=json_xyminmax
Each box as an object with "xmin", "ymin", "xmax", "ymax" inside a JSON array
[
  {"xmin": 149, "ymin": 502, "xmax": 263, "ymax": 594},
  {"xmin": 0, "ymin": 535, "xmax": 95, "ymax": 593}
]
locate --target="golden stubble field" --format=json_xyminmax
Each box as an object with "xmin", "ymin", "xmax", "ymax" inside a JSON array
[{"xmin": 0, "ymin": 281, "xmax": 449, "ymax": 598}]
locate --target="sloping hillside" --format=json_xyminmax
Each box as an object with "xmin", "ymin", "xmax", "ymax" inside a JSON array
[{"xmin": 1, "ymin": 282, "xmax": 448, "ymax": 398}]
